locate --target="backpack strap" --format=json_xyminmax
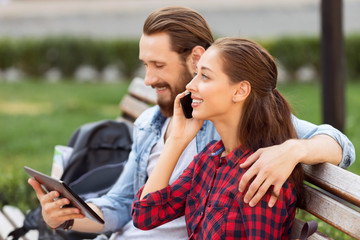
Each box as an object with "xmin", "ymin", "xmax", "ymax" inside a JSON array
[
  {"xmin": 297, "ymin": 220, "xmax": 318, "ymax": 240},
  {"xmin": 7, "ymin": 227, "xmax": 29, "ymax": 240}
]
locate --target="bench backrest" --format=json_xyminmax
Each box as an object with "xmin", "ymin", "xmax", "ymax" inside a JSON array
[
  {"xmin": 119, "ymin": 77, "xmax": 156, "ymax": 122},
  {"xmin": 291, "ymin": 163, "xmax": 360, "ymax": 239},
  {"xmin": 119, "ymin": 77, "xmax": 360, "ymax": 240}
]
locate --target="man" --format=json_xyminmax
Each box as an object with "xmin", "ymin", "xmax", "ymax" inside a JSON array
[{"xmin": 29, "ymin": 6, "xmax": 355, "ymax": 239}]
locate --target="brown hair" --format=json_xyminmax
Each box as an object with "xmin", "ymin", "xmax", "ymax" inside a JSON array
[
  {"xmin": 143, "ymin": 6, "xmax": 214, "ymax": 62},
  {"xmin": 213, "ymin": 37, "xmax": 305, "ymax": 208}
]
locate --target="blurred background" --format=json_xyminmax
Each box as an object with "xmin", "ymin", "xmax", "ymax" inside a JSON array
[{"xmin": 0, "ymin": 0, "xmax": 359, "ymax": 238}]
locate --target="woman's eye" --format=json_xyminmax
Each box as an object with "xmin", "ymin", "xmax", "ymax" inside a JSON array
[
  {"xmin": 201, "ymin": 74, "xmax": 209, "ymax": 80},
  {"xmin": 155, "ymin": 64, "xmax": 164, "ymax": 69}
]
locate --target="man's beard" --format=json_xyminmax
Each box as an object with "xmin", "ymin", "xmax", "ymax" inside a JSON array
[{"xmin": 158, "ymin": 67, "xmax": 193, "ymax": 117}]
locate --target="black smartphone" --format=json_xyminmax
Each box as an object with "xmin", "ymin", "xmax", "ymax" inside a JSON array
[{"xmin": 180, "ymin": 92, "xmax": 193, "ymax": 119}]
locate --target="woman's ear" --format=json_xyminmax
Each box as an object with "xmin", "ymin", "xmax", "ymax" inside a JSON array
[
  {"xmin": 187, "ymin": 46, "xmax": 206, "ymax": 72},
  {"xmin": 233, "ymin": 81, "xmax": 251, "ymax": 103}
]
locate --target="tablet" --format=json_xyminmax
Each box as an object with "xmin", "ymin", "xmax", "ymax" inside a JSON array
[{"xmin": 24, "ymin": 166, "xmax": 104, "ymax": 224}]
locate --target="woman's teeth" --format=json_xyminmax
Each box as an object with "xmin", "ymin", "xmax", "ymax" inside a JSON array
[{"xmin": 192, "ymin": 99, "xmax": 203, "ymax": 104}]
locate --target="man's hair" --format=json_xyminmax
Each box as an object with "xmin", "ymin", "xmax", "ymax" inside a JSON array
[
  {"xmin": 213, "ymin": 37, "xmax": 305, "ymax": 208},
  {"xmin": 143, "ymin": 6, "xmax": 214, "ymax": 62}
]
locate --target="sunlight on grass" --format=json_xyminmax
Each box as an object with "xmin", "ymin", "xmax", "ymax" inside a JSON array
[{"xmin": 0, "ymin": 101, "xmax": 53, "ymax": 115}]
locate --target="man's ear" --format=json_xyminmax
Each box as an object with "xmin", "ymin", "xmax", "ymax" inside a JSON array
[
  {"xmin": 187, "ymin": 46, "xmax": 206, "ymax": 72},
  {"xmin": 233, "ymin": 81, "xmax": 251, "ymax": 103}
]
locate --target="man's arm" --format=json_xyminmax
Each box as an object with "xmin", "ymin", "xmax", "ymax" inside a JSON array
[{"xmin": 238, "ymin": 115, "xmax": 355, "ymax": 207}]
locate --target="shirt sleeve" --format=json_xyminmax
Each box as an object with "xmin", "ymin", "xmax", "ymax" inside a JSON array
[
  {"xmin": 291, "ymin": 114, "xmax": 355, "ymax": 168},
  {"xmin": 132, "ymin": 159, "xmax": 195, "ymax": 230},
  {"xmin": 240, "ymin": 182, "xmax": 296, "ymax": 239}
]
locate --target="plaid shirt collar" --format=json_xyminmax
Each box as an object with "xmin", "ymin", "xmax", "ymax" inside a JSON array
[{"xmin": 206, "ymin": 140, "xmax": 250, "ymax": 168}]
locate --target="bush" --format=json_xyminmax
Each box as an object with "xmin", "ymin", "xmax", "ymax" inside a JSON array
[
  {"xmin": 0, "ymin": 170, "xmax": 38, "ymax": 212},
  {"xmin": 0, "ymin": 38, "xmax": 20, "ymax": 70},
  {"xmin": 345, "ymin": 34, "xmax": 360, "ymax": 79},
  {"xmin": 0, "ymin": 37, "xmax": 141, "ymax": 80},
  {"xmin": 1, "ymin": 34, "xmax": 360, "ymax": 82},
  {"xmin": 264, "ymin": 36, "xmax": 320, "ymax": 80}
]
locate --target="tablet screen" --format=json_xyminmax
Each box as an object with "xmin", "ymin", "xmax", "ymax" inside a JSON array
[{"xmin": 25, "ymin": 166, "xmax": 104, "ymax": 224}]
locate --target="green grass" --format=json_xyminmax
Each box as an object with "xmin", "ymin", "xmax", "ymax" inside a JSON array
[
  {"xmin": 0, "ymin": 80, "xmax": 359, "ymax": 238},
  {"xmin": 278, "ymin": 81, "xmax": 360, "ymax": 175},
  {"xmin": 0, "ymin": 80, "xmax": 130, "ymax": 210}
]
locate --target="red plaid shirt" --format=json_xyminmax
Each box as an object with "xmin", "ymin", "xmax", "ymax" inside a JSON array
[{"xmin": 132, "ymin": 140, "xmax": 297, "ymax": 239}]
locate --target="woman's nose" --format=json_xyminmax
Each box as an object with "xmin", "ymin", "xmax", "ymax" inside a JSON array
[{"xmin": 186, "ymin": 75, "xmax": 197, "ymax": 91}]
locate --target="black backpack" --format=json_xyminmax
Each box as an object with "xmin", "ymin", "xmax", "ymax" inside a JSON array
[{"xmin": 8, "ymin": 120, "xmax": 133, "ymax": 240}]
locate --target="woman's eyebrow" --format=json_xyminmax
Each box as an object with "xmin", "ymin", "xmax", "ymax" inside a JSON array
[{"xmin": 200, "ymin": 66, "xmax": 213, "ymax": 73}]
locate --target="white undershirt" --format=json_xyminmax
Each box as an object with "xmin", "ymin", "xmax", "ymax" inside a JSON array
[{"xmin": 112, "ymin": 118, "xmax": 197, "ymax": 240}]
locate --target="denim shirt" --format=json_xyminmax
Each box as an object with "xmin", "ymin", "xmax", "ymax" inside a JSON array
[{"xmin": 88, "ymin": 105, "xmax": 355, "ymax": 234}]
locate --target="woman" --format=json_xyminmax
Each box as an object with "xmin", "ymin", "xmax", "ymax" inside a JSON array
[{"xmin": 132, "ymin": 38, "xmax": 305, "ymax": 239}]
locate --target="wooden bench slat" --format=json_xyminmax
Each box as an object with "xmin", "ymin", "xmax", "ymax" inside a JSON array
[
  {"xmin": 128, "ymin": 77, "xmax": 157, "ymax": 105},
  {"xmin": 303, "ymin": 163, "xmax": 360, "ymax": 207},
  {"xmin": 2, "ymin": 206, "xmax": 38, "ymax": 240},
  {"xmin": 3, "ymin": 205, "xmax": 25, "ymax": 226},
  {"xmin": 119, "ymin": 94, "xmax": 152, "ymax": 121},
  {"xmin": 304, "ymin": 185, "xmax": 360, "ymax": 239},
  {"xmin": 0, "ymin": 210, "xmax": 16, "ymax": 240}
]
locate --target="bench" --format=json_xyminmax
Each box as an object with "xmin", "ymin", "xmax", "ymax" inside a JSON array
[
  {"xmin": 291, "ymin": 163, "xmax": 360, "ymax": 239},
  {"xmin": 0, "ymin": 205, "xmax": 38, "ymax": 240},
  {"xmin": 120, "ymin": 77, "xmax": 360, "ymax": 239},
  {"xmin": 2, "ymin": 77, "xmax": 359, "ymax": 239}
]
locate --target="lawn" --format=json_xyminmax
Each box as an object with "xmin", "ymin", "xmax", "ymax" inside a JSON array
[
  {"xmin": 278, "ymin": 81, "xmax": 360, "ymax": 175},
  {"xmin": 0, "ymin": 80, "xmax": 359, "ymax": 238},
  {"xmin": 0, "ymin": 81, "xmax": 130, "ymax": 210}
]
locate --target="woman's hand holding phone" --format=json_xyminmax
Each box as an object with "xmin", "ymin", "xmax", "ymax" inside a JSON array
[
  {"xmin": 180, "ymin": 92, "xmax": 193, "ymax": 119},
  {"xmin": 170, "ymin": 91, "xmax": 203, "ymax": 144},
  {"xmin": 140, "ymin": 91, "xmax": 204, "ymax": 199}
]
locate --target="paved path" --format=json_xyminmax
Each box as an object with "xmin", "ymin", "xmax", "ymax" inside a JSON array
[{"xmin": 0, "ymin": 0, "xmax": 359, "ymax": 38}]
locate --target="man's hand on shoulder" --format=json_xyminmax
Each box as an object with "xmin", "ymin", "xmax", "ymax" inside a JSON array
[{"xmin": 238, "ymin": 140, "xmax": 301, "ymax": 207}]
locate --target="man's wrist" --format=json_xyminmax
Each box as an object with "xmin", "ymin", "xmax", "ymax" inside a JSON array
[{"xmin": 284, "ymin": 139, "xmax": 307, "ymax": 165}]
